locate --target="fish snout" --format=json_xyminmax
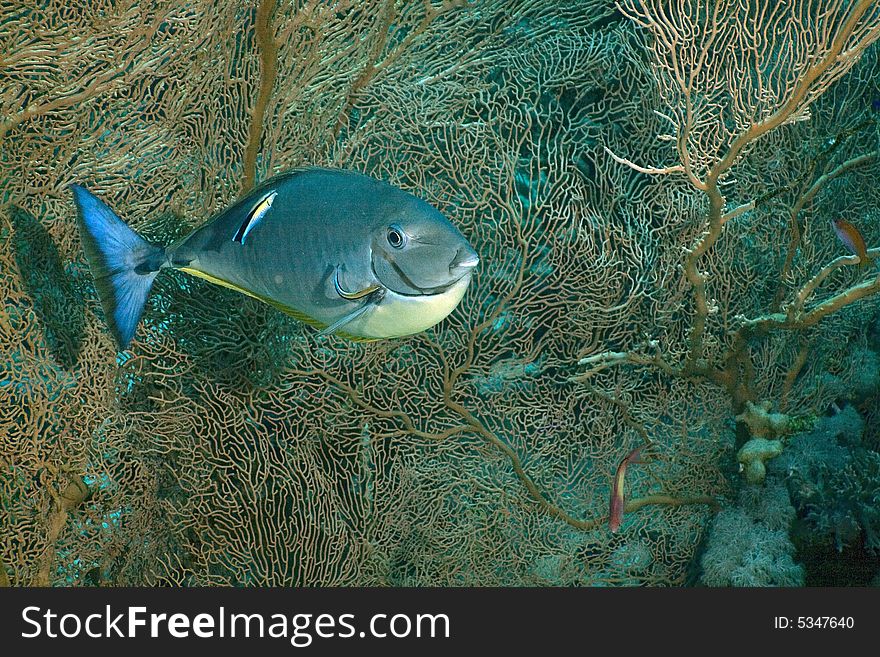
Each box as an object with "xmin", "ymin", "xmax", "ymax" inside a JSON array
[{"xmin": 450, "ymin": 245, "xmax": 480, "ymax": 275}]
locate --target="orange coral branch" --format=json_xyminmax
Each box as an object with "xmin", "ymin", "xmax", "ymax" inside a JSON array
[
  {"xmin": 780, "ymin": 339, "xmax": 811, "ymax": 412},
  {"xmin": 241, "ymin": 0, "xmax": 280, "ymax": 193},
  {"xmin": 32, "ymin": 472, "xmax": 90, "ymax": 587},
  {"xmin": 625, "ymin": 494, "xmax": 720, "ymax": 515}
]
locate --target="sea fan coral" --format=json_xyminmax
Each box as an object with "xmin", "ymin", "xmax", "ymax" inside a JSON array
[{"xmin": 3, "ymin": 0, "xmax": 880, "ymax": 587}]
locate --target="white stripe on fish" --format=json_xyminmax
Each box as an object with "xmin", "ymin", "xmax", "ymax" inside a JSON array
[{"xmin": 233, "ymin": 190, "xmax": 277, "ymax": 245}]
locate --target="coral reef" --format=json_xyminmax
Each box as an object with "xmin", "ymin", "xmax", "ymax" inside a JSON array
[
  {"xmin": 773, "ymin": 407, "xmax": 880, "ymax": 559},
  {"xmin": 2, "ymin": 1, "xmax": 880, "ymax": 586},
  {"xmin": 700, "ymin": 480, "xmax": 804, "ymax": 587},
  {"xmin": 735, "ymin": 401, "xmax": 814, "ymax": 440},
  {"xmin": 733, "ymin": 402, "xmax": 815, "ymax": 484},
  {"xmin": 737, "ymin": 438, "xmax": 784, "ymax": 486}
]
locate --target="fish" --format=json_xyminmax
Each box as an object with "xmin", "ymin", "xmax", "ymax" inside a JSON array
[
  {"xmin": 609, "ymin": 446, "xmax": 646, "ymax": 533},
  {"xmin": 70, "ymin": 167, "xmax": 480, "ymax": 350},
  {"xmin": 831, "ymin": 218, "xmax": 874, "ymax": 269}
]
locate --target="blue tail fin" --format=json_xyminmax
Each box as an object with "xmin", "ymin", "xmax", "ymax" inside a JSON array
[{"xmin": 70, "ymin": 185, "xmax": 167, "ymax": 350}]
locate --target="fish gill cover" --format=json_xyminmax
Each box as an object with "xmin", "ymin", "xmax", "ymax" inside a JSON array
[{"xmin": 1, "ymin": 0, "xmax": 880, "ymax": 586}]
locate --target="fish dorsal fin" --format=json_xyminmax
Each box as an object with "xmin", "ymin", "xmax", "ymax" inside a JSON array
[{"xmin": 233, "ymin": 190, "xmax": 277, "ymax": 244}]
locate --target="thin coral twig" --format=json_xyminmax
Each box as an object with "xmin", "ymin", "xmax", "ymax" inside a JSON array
[{"xmin": 241, "ymin": 0, "xmax": 280, "ymax": 193}]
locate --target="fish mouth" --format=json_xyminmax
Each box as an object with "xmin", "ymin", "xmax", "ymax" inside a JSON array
[
  {"xmin": 448, "ymin": 246, "xmax": 480, "ymax": 279},
  {"xmin": 392, "ymin": 269, "xmax": 472, "ymax": 297},
  {"xmin": 451, "ymin": 250, "xmax": 479, "ymax": 270},
  {"xmin": 371, "ymin": 255, "xmax": 474, "ymax": 298}
]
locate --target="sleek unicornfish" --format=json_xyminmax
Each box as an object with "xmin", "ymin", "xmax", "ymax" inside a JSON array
[{"xmin": 71, "ymin": 167, "xmax": 479, "ymax": 349}]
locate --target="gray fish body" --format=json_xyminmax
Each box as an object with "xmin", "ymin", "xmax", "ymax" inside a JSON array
[
  {"xmin": 71, "ymin": 167, "xmax": 479, "ymax": 348},
  {"xmin": 172, "ymin": 169, "xmax": 400, "ymax": 329}
]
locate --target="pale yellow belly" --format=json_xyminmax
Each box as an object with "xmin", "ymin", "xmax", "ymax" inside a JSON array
[
  {"xmin": 179, "ymin": 265, "xmax": 472, "ymax": 339},
  {"xmin": 348, "ymin": 275, "xmax": 472, "ymax": 338}
]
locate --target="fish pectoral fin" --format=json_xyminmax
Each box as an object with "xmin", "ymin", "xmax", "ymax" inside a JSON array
[
  {"xmin": 318, "ymin": 288, "xmax": 386, "ymax": 337},
  {"xmin": 233, "ymin": 190, "xmax": 277, "ymax": 244},
  {"xmin": 333, "ymin": 266, "xmax": 380, "ymax": 300},
  {"xmin": 317, "ymin": 304, "xmax": 373, "ymax": 337}
]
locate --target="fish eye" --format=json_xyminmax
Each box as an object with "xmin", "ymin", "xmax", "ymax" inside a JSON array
[{"xmin": 387, "ymin": 225, "xmax": 406, "ymax": 249}]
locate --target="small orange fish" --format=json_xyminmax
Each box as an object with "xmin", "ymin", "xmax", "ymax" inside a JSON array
[
  {"xmin": 609, "ymin": 446, "xmax": 646, "ymax": 533},
  {"xmin": 831, "ymin": 218, "xmax": 874, "ymax": 269}
]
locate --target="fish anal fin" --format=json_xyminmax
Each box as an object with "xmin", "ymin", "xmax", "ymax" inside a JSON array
[
  {"xmin": 179, "ymin": 266, "xmax": 316, "ymax": 323},
  {"xmin": 178, "ymin": 265, "xmax": 382, "ymax": 342}
]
